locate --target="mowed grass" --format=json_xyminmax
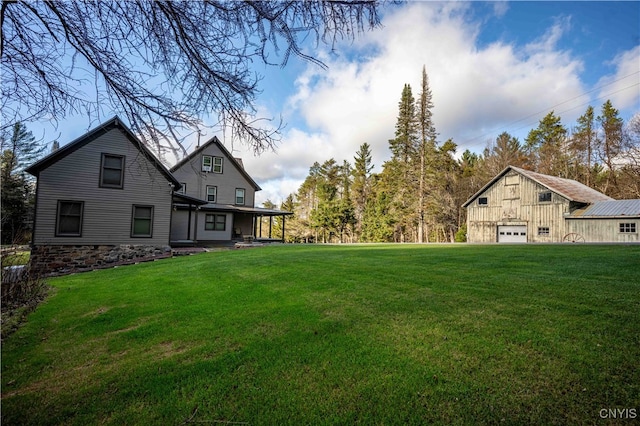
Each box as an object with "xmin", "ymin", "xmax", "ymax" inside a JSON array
[{"xmin": 2, "ymin": 244, "xmax": 639, "ymax": 425}]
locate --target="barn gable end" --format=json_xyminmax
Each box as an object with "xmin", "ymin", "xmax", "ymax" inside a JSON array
[{"xmin": 464, "ymin": 166, "xmax": 638, "ymax": 243}]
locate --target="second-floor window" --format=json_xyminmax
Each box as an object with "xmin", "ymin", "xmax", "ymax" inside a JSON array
[
  {"xmin": 100, "ymin": 153, "xmax": 124, "ymax": 188},
  {"xmin": 206, "ymin": 186, "xmax": 217, "ymax": 203},
  {"xmin": 235, "ymin": 188, "xmax": 245, "ymax": 205}
]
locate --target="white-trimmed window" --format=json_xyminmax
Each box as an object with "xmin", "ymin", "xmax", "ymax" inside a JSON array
[
  {"xmin": 56, "ymin": 201, "xmax": 84, "ymax": 236},
  {"xmin": 178, "ymin": 183, "xmax": 187, "ymax": 194},
  {"xmin": 202, "ymin": 155, "xmax": 212, "ymax": 172},
  {"xmin": 619, "ymin": 223, "xmax": 637, "ymax": 233},
  {"xmin": 213, "ymin": 156, "xmax": 223, "ymax": 173},
  {"xmin": 100, "ymin": 153, "xmax": 125, "ymax": 188},
  {"xmin": 537, "ymin": 227, "xmax": 550, "ymax": 236},
  {"xmin": 202, "ymin": 155, "xmax": 223, "ymax": 173},
  {"xmin": 205, "ymin": 214, "xmax": 226, "ymax": 231},
  {"xmin": 206, "ymin": 186, "xmax": 217, "ymax": 203},
  {"xmin": 131, "ymin": 205, "xmax": 154, "ymax": 237},
  {"xmin": 235, "ymin": 188, "xmax": 245, "ymax": 205}
]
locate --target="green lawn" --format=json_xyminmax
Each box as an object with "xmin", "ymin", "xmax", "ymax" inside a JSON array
[{"xmin": 2, "ymin": 244, "xmax": 639, "ymax": 425}]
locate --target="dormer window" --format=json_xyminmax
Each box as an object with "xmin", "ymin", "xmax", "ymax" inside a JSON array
[{"xmin": 538, "ymin": 191, "xmax": 552, "ymax": 203}]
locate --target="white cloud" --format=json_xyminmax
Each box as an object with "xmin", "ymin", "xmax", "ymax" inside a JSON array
[
  {"xmin": 596, "ymin": 45, "xmax": 640, "ymax": 112},
  {"xmin": 235, "ymin": 2, "xmax": 634, "ymax": 205}
]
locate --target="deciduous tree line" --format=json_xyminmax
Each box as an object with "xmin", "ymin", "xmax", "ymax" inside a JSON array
[{"xmin": 277, "ymin": 67, "xmax": 640, "ymax": 243}]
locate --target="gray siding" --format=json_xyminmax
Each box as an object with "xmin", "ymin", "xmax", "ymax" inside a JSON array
[
  {"xmin": 33, "ymin": 129, "xmax": 173, "ymax": 245},
  {"xmin": 466, "ymin": 171, "xmax": 570, "ymax": 243},
  {"xmin": 196, "ymin": 212, "xmax": 232, "ymax": 240},
  {"xmin": 170, "ymin": 210, "xmax": 196, "ymax": 241},
  {"xmin": 566, "ymin": 219, "xmax": 639, "ymax": 242},
  {"xmin": 172, "ymin": 144, "xmax": 256, "ymax": 207}
]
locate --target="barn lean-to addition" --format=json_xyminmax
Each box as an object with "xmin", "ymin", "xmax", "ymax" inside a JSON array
[{"xmin": 463, "ymin": 166, "xmax": 640, "ymax": 243}]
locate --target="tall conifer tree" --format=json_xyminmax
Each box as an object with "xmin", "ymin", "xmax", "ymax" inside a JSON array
[
  {"xmin": 385, "ymin": 83, "xmax": 419, "ymax": 241},
  {"xmin": 596, "ymin": 100, "xmax": 624, "ymax": 195},
  {"xmin": 352, "ymin": 143, "xmax": 374, "ymax": 240},
  {"xmin": 415, "ymin": 66, "xmax": 438, "ymax": 242},
  {"xmin": 572, "ymin": 106, "xmax": 596, "ymax": 186}
]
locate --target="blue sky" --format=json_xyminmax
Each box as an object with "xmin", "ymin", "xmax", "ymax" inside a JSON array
[{"xmin": 25, "ymin": 1, "xmax": 640, "ymax": 206}]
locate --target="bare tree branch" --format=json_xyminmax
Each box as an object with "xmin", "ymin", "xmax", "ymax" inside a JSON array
[{"xmin": 1, "ymin": 0, "xmax": 382, "ymax": 158}]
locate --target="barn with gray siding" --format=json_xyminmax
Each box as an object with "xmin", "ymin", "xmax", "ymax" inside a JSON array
[{"xmin": 464, "ymin": 166, "xmax": 639, "ymax": 243}]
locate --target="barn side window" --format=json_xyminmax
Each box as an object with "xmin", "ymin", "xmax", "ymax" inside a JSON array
[
  {"xmin": 537, "ymin": 227, "xmax": 550, "ymax": 236},
  {"xmin": 619, "ymin": 223, "xmax": 637, "ymax": 233},
  {"xmin": 478, "ymin": 197, "xmax": 488, "ymax": 206},
  {"xmin": 538, "ymin": 191, "xmax": 552, "ymax": 202}
]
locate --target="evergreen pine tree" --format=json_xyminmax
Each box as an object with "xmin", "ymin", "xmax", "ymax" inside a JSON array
[
  {"xmin": 572, "ymin": 106, "xmax": 596, "ymax": 186},
  {"xmin": 525, "ymin": 111, "xmax": 568, "ymax": 176},
  {"xmin": 415, "ymin": 66, "xmax": 438, "ymax": 242},
  {"xmin": 596, "ymin": 100, "xmax": 624, "ymax": 196},
  {"xmin": 352, "ymin": 143, "xmax": 374, "ymax": 241},
  {"xmin": 1, "ymin": 122, "xmax": 45, "ymax": 244}
]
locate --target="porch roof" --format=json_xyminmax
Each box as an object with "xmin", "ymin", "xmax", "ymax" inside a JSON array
[
  {"xmin": 174, "ymin": 202, "xmax": 292, "ymax": 216},
  {"xmin": 172, "ymin": 192, "xmax": 208, "ymax": 205}
]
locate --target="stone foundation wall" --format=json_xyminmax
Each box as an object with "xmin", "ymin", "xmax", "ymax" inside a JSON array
[{"xmin": 30, "ymin": 244, "xmax": 172, "ymax": 276}]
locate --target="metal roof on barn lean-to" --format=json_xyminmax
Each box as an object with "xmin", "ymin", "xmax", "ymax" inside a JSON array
[{"xmin": 568, "ymin": 199, "xmax": 640, "ymax": 218}]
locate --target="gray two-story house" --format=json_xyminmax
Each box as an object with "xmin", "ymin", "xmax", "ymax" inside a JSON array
[
  {"xmin": 170, "ymin": 137, "xmax": 261, "ymax": 243},
  {"xmin": 26, "ymin": 117, "xmax": 291, "ymax": 274}
]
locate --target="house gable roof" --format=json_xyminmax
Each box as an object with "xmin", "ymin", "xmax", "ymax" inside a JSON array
[
  {"xmin": 24, "ymin": 116, "xmax": 181, "ymax": 189},
  {"xmin": 170, "ymin": 136, "xmax": 261, "ymax": 191},
  {"xmin": 462, "ymin": 165, "xmax": 613, "ymax": 207}
]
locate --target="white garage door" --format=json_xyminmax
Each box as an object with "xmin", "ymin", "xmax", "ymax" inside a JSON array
[{"xmin": 498, "ymin": 225, "xmax": 527, "ymax": 243}]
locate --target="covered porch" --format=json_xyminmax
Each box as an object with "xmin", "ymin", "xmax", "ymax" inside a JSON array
[
  {"xmin": 170, "ymin": 196, "xmax": 292, "ymax": 246},
  {"xmin": 234, "ymin": 205, "xmax": 294, "ymax": 243}
]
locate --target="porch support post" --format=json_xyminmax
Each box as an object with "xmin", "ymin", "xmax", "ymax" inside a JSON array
[
  {"xmin": 252, "ymin": 215, "xmax": 257, "ymax": 237},
  {"xmin": 187, "ymin": 204, "xmax": 192, "ymax": 241},
  {"xmin": 269, "ymin": 216, "xmax": 273, "ymax": 239},
  {"xmin": 281, "ymin": 215, "xmax": 286, "ymax": 242},
  {"xmin": 194, "ymin": 207, "xmax": 199, "ymax": 243}
]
